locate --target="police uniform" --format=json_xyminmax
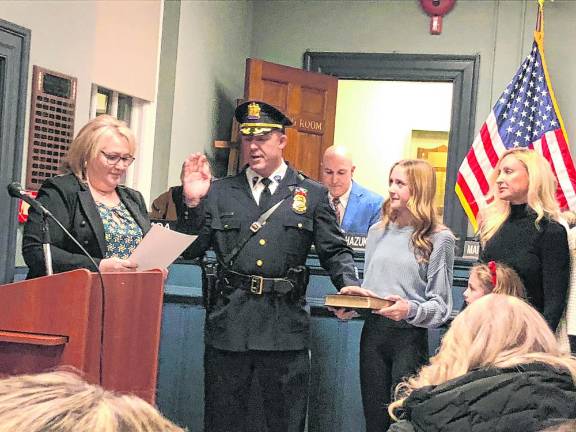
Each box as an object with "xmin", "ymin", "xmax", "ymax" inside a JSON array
[{"xmin": 177, "ymin": 101, "xmax": 359, "ymax": 432}]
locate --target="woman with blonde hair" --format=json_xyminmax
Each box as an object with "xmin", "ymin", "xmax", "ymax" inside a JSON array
[
  {"xmin": 23, "ymin": 115, "xmax": 151, "ymax": 279},
  {"xmin": 334, "ymin": 159, "xmax": 455, "ymax": 431},
  {"xmin": 479, "ymin": 148, "xmax": 569, "ymax": 330},
  {"xmin": 463, "ymin": 260, "xmax": 526, "ymax": 305},
  {"xmin": 388, "ymin": 294, "xmax": 576, "ymax": 432},
  {"xmin": 0, "ymin": 370, "xmax": 185, "ymax": 431}
]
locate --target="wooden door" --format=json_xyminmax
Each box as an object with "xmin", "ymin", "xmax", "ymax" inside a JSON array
[{"xmin": 243, "ymin": 58, "xmax": 338, "ymax": 180}]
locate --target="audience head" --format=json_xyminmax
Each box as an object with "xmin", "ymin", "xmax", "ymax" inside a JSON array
[
  {"xmin": 464, "ymin": 261, "xmax": 526, "ymax": 304},
  {"xmin": 65, "ymin": 115, "xmax": 137, "ymax": 190},
  {"xmin": 479, "ymin": 148, "xmax": 560, "ymax": 244},
  {"xmin": 561, "ymin": 210, "xmax": 576, "ymax": 228},
  {"xmin": 321, "ymin": 146, "xmax": 355, "ymax": 199},
  {"xmin": 0, "ymin": 370, "xmax": 185, "ymax": 432},
  {"xmin": 380, "ymin": 159, "xmax": 441, "ymax": 261},
  {"xmin": 389, "ymin": 294, "xmax": 576, "ymax": 418},
  {"xmin": 540, "ymin": 420, "xmax": 576, "ymax": 431}
]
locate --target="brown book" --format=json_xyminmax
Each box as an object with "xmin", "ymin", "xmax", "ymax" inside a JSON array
[{"xmin": 324, "ymin": 294, "xmax": 394, "ymax": 310}]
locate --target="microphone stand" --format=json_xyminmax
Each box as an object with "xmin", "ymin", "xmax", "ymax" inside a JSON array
[
  {"xmin": 8, "ymin": 182, "xmax": 107, "ymax": 383},
  {"xmin": 41, "ymin": 213, "xmax": 53, "ymax": 276}
]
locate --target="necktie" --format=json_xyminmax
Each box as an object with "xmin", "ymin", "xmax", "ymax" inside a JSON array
[
  {"xmin": 260, "ymin": 177, "xmax": 272, "ymax": 211},
  {"xmin": 332, "ymin": 197, "xmax": 342, "ymax": 225}
]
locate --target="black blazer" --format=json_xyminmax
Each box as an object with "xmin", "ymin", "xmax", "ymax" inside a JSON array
[
  {"xmin": 176, "ymin": 165, "xmax": 359, "ymax": 351},
  {"xmin": 23, "ymin": 173, "xmax": 151, "ymax": 279}
]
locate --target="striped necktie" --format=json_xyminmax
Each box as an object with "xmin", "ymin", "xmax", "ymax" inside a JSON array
[{"xmin": 332, "ymin": 197, "xmax": 342, "ymax": 225}]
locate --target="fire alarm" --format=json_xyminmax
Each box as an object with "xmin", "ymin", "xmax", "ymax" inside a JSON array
[{"xmin": 419, "ymin": 0, "xmax": 457, "ymax": 35}]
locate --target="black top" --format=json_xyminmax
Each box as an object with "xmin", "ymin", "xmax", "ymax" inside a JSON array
[
  {"xmin": 481, "ymin": 204, "xmax": 569, "ymax": 329},
  {"xmin": 389, "ymin": 363, "xmax": 576, "ymax": 432},
  {"xmin": 22, "ymin": 173, "xmax": 151, "ymax": 279},
  {"xmin": 176, "ymin": 165, "xmax": 360, "ymax": 351}
]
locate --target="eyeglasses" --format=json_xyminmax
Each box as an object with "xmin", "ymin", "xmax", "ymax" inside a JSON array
[{"xmin": 100, "ymin": 151, "xmax": 136, "ymax": 167}]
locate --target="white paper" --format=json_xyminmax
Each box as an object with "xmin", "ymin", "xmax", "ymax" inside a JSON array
[{"xmin": 129, "ymin": 224, "xmax": 197, "ymax": 271}]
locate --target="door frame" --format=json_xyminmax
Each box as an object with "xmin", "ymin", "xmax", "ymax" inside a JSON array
[
  {"xmin": 0, "ymin": 18, "xmax": 31, "ymax": 283},
  {"xmin": 303, "ymin": 52, "xmax": 480, "ymax": 254}
]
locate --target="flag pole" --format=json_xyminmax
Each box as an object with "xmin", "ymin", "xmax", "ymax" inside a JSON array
[{"xmin": 534, "ymin": 0, "xmax": 570, "ymax": 154}]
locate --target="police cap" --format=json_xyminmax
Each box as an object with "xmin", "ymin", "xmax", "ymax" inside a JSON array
[{"xmin": 235, "ymin": 101, "xmax": 293, "ymax": 136}]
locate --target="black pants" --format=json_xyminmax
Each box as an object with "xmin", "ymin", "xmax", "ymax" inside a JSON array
[
  {"xmin": 204, "ymin": 345, "xmax": 310, "ymax": 432},
  {"xmin": 360, "ymin": 316, "xmax": 429, "ymax": 432}
]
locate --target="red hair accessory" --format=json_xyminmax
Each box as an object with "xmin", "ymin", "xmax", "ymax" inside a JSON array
[{"xmin": 488, "ymin": 261, "xmax": 497, "ymax": 287}]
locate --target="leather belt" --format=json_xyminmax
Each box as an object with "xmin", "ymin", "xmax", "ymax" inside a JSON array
[{"xmin": 219, "ymin": 270, "xmax": 295, "ymax": 295}]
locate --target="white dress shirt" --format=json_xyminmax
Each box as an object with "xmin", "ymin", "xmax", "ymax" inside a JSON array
[{"xmin": 246, "ymin": 161, "xmax": 288, "ymax": 205}]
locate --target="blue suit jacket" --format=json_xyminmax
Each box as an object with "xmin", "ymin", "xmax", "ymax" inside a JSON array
[{"xmin": 340, "ymin": 181, "xmax": 384, "ymax": 235}]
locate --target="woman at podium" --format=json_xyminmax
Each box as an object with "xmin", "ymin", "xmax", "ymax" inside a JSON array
[{"xmin": 22, "ymin": 115, "xmax": 150, "ymax": 279}]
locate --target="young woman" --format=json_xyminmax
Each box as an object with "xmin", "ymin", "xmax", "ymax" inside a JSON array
[
  {"xmin": 479, "ymin": 148, "xmax": 569, "ymax": 330},
  {"xmin": 388, "ymin": 294, "xmax": 576, "ymax": 432},
  {"xmin": 338, "ymin": 159, "xmax": 455, "ymax": 431},
  {"xmin": 463, "ymin": 261, "xmax": 526, "ymax": 305}
]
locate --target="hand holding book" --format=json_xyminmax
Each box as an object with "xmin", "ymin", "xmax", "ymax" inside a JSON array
[{"xmin": 325, "ymin": 286, "xmax": 396, "ymax": 320}]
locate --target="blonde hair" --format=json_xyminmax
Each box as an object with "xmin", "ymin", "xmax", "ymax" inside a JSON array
[
  {"xmin": 64, "ymin": 115, "xmax": 136, "ymax": 180},
  {"xmin": 478, "ymin": 148, "xmax": 560, "ymax": 245},
  {"xmin": 389, "ymin": 294, "xmax": 576, "ymax": 419},
  {"xmin": 0, "ymin": 371, "xmax": 185, "ymax": 431},
  {"xmin": 562, "ymin": 210, "xmax": 576, "ymax": 228},
  {"xmin": 471, "ymin": 261, "xmax": 526, "ymax": 299},
  {"xmin": 379, "ymin": 159, "xmax": 447, "ymax": 262}
]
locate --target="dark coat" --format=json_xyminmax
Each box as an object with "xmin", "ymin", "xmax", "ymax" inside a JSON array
[
  {"xmin": 23, "ymin": 173, "xmax": 150, "ymax": 279},
  {"xmin": 481, "ymin": 204, "xmax": 569, "ymax": 330},
  {"xmin": 176, "ymin": 165, "xmax": 360, "ymax": 351},
  {"xmin": 388, "ymin": 363, "xmax": 576, "ymax": 432}
]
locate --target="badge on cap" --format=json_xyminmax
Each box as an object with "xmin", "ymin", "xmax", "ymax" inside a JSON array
[
  {"xmin": 292, "ymin": 187, "xmax": 308, "ymax": 214},
  {"xmin": 247, "ymin": 102, "xmax": 261, "ymax": 120}
]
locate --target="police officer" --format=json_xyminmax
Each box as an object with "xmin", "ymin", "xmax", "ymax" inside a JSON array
[{"xmin": 176, "ymin": 101, "xmax": 360, "ymax": 432}]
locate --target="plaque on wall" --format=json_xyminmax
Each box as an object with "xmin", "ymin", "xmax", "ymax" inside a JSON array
[{"xmin": 25, "ymin": 66, "xmax": 77, "ymax": 190}]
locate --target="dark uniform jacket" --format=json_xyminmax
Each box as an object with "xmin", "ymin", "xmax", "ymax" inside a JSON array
[
  {"xmin": 388, "ymin": 363, "xmax": 576, "ymax": 432},
  {"xmin": 23, "ymin": 173, "xmax": 151, "ymax": 279},
  {"xmin": 177, "ymin": 165, "xmax": 359, "ymax": 352}
]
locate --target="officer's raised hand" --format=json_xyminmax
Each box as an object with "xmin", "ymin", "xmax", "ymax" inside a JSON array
[{"xmin": 181, "ymin": 153, "xmax": 212, "ymax": 207}]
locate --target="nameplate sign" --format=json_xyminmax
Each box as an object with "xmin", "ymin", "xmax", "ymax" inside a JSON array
[
  {"xmin": 345, "ymin": 234, "xmax": 367, "ymax": 249},
  {"xmin": 463, "ymin": 240, "xmax": 480, "ymax": 260},
  {"xmin": 294, "ymin": 117, "xmax": 324, "ymax": 134}
]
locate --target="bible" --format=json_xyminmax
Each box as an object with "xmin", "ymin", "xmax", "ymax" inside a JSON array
[{"xmin": 324, "ymin": 294, "xmax": 394, "ymax": 310}]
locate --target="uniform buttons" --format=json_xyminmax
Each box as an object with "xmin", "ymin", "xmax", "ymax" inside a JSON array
[
  {"xmin": 259, "ymin": 239, "xmax": 266, "ymax": 246},
  {"xmin": 297, "ymin": 223, "xmax": 303, "ymax": 228},
  {"xmin": 83, "ymin": 240, "xmax": 89, "ymax": 245},
  {"xmin": 224, "ymin": 224, "xmax": 229, "ymax": 229},
  {"xmin": 80, "ymin": 220, "xmax": 86, "ymax": 227},
  {"xmin": 256, "ymin": 259, "xmax": 263, "ymax": 267}
]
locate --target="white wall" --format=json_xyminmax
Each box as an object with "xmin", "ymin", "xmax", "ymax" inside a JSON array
[
  {"xmin": 250, "ymin": 0, "xmax": 576, "ymax": 154},
  {"xmin": 1, "ymin": 0, "xmax": 163, "ymax": 265},
  {"xmin": 167, "ymin": 0, "xmax": 253, "ymax": 186}
]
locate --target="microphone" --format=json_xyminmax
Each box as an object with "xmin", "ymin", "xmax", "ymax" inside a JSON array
[
  {"xmin": 7, "ymin": 182, "xmax": 52, "ymax": 216},
  {"xmin": 6, "ymin": 180, "xmax": 100, "ymax": 274}
]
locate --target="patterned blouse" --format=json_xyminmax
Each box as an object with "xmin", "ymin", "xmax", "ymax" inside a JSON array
[{"xmin": 96, "ymin": 201, "xmax": 143, "ymax": 259}]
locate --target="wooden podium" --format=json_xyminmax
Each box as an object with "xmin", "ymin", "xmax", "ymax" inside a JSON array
[{"xmin": 0, "ymin": 269, "xmax": 164, "ymax": 404}]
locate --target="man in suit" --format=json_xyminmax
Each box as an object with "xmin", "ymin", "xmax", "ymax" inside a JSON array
[
  {"xmin": 176, "ymin": 101, "xmax": 360, "ymax": 432},
  {"xmin": 321, "ymin": 146, "xmax": 383, "ymax": 235}
]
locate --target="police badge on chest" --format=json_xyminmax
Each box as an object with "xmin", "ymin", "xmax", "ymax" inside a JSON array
[{"xmin": 292, "ymin": 187, "xmax": 308, "ymax": 214}]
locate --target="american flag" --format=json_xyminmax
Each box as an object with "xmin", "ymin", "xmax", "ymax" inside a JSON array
[{"xmin": 456, "ymin": 7, "xmax": 576, "ymax": 230}]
